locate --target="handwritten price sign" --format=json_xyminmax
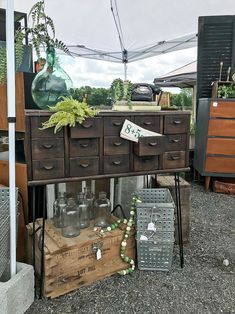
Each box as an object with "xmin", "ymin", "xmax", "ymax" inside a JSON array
[{"xmin": 120, "ymin": 119, "xmax": 161, "ymax": 142}]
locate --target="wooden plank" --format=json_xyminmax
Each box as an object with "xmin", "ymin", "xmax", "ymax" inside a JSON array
[
  {"xmin": 210, "ymin": 101, "xmax": 235, "ymax": 118},
  {"xmin": 0, "ymin": 72, "xmax": 25, "ymax": 132},
  {"xmin": 205, "ymin": 156, "xmax": 235, "ymax": 173},
  {"xmin": 207, "ymin": 138, "xmax": 235, "ymax": 155}
]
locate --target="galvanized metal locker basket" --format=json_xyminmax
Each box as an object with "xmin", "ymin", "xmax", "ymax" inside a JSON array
[
  {"xmin": 0, "ymin": 187, "xmax": 18, "ymax": 281},
  {"xmin": 135, "ymin": 188, "xmax": 175, "ymax": 271}
]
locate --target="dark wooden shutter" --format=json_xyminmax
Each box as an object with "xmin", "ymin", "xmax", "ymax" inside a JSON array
[{"xmin": 197, "ymin": 16, "xmax": 235, "ymax": 99}]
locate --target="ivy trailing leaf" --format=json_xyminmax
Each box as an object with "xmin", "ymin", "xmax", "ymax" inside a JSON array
[{"xmin": 40, "ymin": 96, "xmax": 100, "ymax": 133}]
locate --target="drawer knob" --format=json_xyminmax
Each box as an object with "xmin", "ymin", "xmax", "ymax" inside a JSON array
[
  {"xmin": 80, "ymin": 143, "xmax": 89, "ymax": 148},
  {"xmin": 112, "ymin": 161, "xmax": 121, "ymax": 165},
  {"xmin": 113, "ymin": 142, "xmax": 122, "ymax": 146},
  {"xmin": 173, "ymin": 120, "xmax": 182, "ymax": 124},
  {"xmin": 43, "ymin": 165, "xmax": 54, "ymax": 170},
  {"xmin": 171, "ymin": 156, "xmax": 180, "ymax": 160},
  {"xmin": 148, "ymin": 142, "xmax": 157, "ymax": 147},
  {"xmin": 82, "ymin": 124, "xmax": 92, "ymax": 129},
  {"xmin": 171, "ymin": 139, "xmax": 180, "ymax": 143},
  {"xmin": 42, "ymin": 144, "xmax": 53, "ymax": 149},
  {"xmin": 144, "ymin": 121, "xmax": 151, "ymax": 125},
  {"xmin": 80, "ymin": 163, "xmax": 89, "ymax": 168},
  {"xmin": 113, "ymin": 122, "xmax": 121, "ymax": 126}
]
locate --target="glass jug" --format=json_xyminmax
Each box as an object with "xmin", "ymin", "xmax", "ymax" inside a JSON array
[
  {"xmin": 62, "ymin": 197, "xmax": 80, "ymax": 238},
  {"xmin": 84, "ymin": 187, "xmax": 95, "ymax": 220},
  {"xmin": 53, "ymin": 192, "xmax": 67, "ymax": 228},
  {"xmin": 94, "ymin": 191, "xmax": 111, "ymax": 228},
  {"xmin": 77, "ymin": 192, "xmax": 90, "ymax": 229}
]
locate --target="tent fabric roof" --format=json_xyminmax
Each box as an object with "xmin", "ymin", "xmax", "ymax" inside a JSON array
[
  {"xmin": 154, "ymin": 61, "xmax": 197, "ymax": 88},
  {"xmin": 1, "ymin": 0, "xmax": 235, "ymax": 63}
]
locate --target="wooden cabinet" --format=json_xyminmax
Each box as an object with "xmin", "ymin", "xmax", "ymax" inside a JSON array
[
  {"xmin": 194, "ymin": 98, "xmax": 235, "ymax": 190},
  {"xmin": 25, "ymin": 110, "xmax": 190, "ymax": 185},
  {"xmin": 0, "ymin": 72, "xmax": 36, "ymax": 132}
]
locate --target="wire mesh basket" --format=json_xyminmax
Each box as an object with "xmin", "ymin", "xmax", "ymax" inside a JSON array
[
  {"xmin": 0, "ymin": 187, "xmax": 18, "ymax": 282},
  {"xmin": 135, "ymin": 188, "xmax": 175, "ymax": 271},
  {"xmin": 136, "ymin": 231, "xmax": 174, "ymax": 271}
]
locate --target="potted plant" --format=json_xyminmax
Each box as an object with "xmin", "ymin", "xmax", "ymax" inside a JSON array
[
  {"xmin": 40, "ymin": 96, "xmax": 99, "ymax": 133},
  {"xmin": 0, "ymin": 0, "xmax": 72, "ymax": 109},
  {"xmin": 217, "ymin": 84, "xmax": 235, "ymax": 98}
]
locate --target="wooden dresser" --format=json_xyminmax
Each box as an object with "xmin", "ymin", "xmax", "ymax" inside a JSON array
[
  {"xmin": 194, "ymin": 98, "xmax": 235, "ymax": 190},
  {"xmin": 25, "ymin": 110, "xmax": 190, "ymax": 185}
]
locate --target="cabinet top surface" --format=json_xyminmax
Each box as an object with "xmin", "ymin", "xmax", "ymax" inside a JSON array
[{"xmin": 25, "ymin": 109, "xmax": 191, "ymax": 117}]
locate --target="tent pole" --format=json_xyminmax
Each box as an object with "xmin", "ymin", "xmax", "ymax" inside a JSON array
[
  {"xmin": 124, "ymin": 62, "xmax": 127, "ymax": 80},
  {"xmin": 6, "ymin": 0, "xmax": 17, "ymax": 278}
]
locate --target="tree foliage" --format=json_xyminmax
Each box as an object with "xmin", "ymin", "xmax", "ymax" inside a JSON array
[
  {"xmin": 170, "ymin": 88, "xmax": 193, "ymax": 109},
  {"xmin": 70, "ymin": 86, "xmax": 111, "ymax": 108}
]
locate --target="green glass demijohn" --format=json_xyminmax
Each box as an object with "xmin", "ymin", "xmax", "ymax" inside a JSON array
[{"xmin": 31, "ymin": 46, "xmax": 72, "ymax": 109}]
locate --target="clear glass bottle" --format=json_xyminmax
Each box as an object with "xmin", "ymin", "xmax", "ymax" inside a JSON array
[
  {"xmin": 94, "ymin": 191, "xmax": 111, "ymax": 228},
  {"xmin": 62, "ymin": 197, "xmax": 80, "ymax": 238},
  {"xmin": 31, "ymin": 45, "xmax": 72, "ymax": 110},
  {"xmin": 77, "ymin": 192, "xmax": 90, "ymax": 229},
  {"xmin": 84, "ymin": 187, "xmax": 95, "ymax": 220},
  {"xmin": 53, "ymin": 192, "xmax": 67, "ymax": 228}
]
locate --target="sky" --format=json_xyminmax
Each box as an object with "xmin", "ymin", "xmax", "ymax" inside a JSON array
[{"xmin": 60, "ymin": 47, "xmax": 197, "ymax": 90}]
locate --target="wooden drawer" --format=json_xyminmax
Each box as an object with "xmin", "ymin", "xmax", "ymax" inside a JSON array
[
  {"xmin": 31, "ymin": 117, "xmax": 64, "ymax": 138},
  {"xmin": 162, "ymin": 151, "xmax": 186, "ymax": 169},
  {"xmin": 32, "ymin": 138, "xmax": 64, "ymax": 160},
  {"xmin": 164, "ymin": 115, "xmax": 189, "ymax": 134},
  {"xmin": 32, "ymin": 159, "xmax": 64, "ymax": 180},
  {"xmin": 134, "ymin": 116, "xmax": 160, "ymax": 132},
  {"xmin": 104, "ymin": 116, "xmax": 130, "ymax": 136},
  {"xmin": 133, "ymin": 155, "xmax": 159, "ymax": 172},
  {"xmin": 103, "ymin": 155, "xmax": 130, "ymax": 174},
  {"xmin": 104, "ymin": 137, "xmax": 130, "ymax": 155},
  {"xmin": 205, "ymin": 156, "xmax": 235, "ymax": 173},
  {"xmin": 134, "ymin": 136, "xmax": 165, "ymax": 156},
  {"xmin": 70, "ymin": 138, "xmax": 99, "ymax": 157},
  {"xmin": 165, "ymin": 134, "xmax": 187, "ymax": 151},
  {"xmin": 208, "ymin": 119, "xmax": 235, "ymax": 137},
  {"xmin": 207, "ymin": 138, "xmax": 235, "ymax": 155},
  {"xmin": 210, "ymin": 100, "xmax": 235, "ymax": 118},
  {"xmin": 70, "ymin": 157, "xmax": 99, "ymax": 177},
  {"xmin": 70, "ymin": 118, "xmax": 102, "ymax": 138}
]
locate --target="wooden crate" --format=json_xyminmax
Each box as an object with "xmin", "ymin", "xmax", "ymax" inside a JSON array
[
  {"xmin": 153, "ymin": 175, "xmax": 191, "ymax": 244},
  {"xmin": 27, "ymin": 219, "xmax": 135, "ymax": 298}
]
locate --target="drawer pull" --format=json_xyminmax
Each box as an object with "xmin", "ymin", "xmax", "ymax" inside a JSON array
[
  {"xmin": 80, "ymin": 143, "xmax": 89, "ymax": 148},
  {"xmin": 112, "ymin": 161, "xmax": 121, "ymax": 165},
  {"xmin": 113, "ymin": 142, "xmax": 122, "ymax": 146},
  {"xmin": 113, "ymin": 122, "xmax": 121, "ymax": 126},
  {"xmin": 82, "ymin": 124, "xmax": 92, "ymax": 129},
  {"xmin": 171, "ymin": 139, "xmax": 180, "ymax": 143},
  {"xmin": 42, "ymin": 144, "xmax": 53, "ymax": 149},
  {"xmin": 148, "ymin": 142, "xmax": 157, "ymax": 147},
  {"xmin": 144, "ymin": 121, "xmax": 152, "ymax": 125},
  {"xmin": 43, "ymin": 165, "xmax": 54, "ymax": 170},
  {"xmin": 170, "ymin": 156, "xmax": 180, "ymax": 160},
  {"xmin": 173, "ymin": 120, "xmax": 182, "ymax": 124},
  {"xmin": 80, "ymin": 163, "xmax": 89, "ymax": 168}
]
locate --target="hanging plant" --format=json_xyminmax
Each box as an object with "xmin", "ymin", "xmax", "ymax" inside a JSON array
[{"xmin": 0, "ymin": 0, "xmax": 70, "ymax": 84}]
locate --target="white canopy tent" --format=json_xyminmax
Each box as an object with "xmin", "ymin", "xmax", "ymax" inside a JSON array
[{"xmin": 2, "ymin": 0, "xmax": 235, "ymax": 278}]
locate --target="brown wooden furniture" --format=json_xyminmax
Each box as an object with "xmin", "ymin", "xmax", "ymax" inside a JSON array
[
  {"xmin": 194, "ymin": 98, "xmax": 235, "ymax": 191},
  {"xmin": 25, "ymin": 110, "xmax": 190, "ymax": 185}
]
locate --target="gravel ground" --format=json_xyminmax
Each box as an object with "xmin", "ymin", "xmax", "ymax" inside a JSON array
[{"xmin": 26, "ymin": 183, "xmax": 235, "ymax": 314}]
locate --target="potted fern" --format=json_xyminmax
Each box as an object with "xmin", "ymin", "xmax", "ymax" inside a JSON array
[{"xmin": 0, "ymin": 0, "xmax": 72, "ymax": 109}]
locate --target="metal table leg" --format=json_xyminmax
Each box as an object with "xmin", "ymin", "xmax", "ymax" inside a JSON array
[
  {"xmin": 174, "ymin": 173, "xmax": 184, "ymax": 268},
  {"xmin": 39, "ymin": 186, "xmax": 46, "ymax": 299},
  {"xmin": 31, "ymin": 186, "xmax": 36, "ymax": 298}
]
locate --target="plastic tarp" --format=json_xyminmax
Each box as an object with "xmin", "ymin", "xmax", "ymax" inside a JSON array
[{"xmin": 1, "ymin": 0, "xmax": 235, "ymax": 63}]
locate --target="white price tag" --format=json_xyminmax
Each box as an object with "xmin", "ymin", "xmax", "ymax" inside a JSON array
[
  {"xmin": 147, "ymin": 222, "xmax": 156, "ymax": 232},
  {"xmin": 96, "ymin": 248, "xmax": 102, "ymax": 260},
  {"xmin": 213, "ymin": 102, "xmax": 218, "ymax": 107},
  {"xmin": 120, "ymin": 119, "xmax": 161, "ymax": 143}
]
